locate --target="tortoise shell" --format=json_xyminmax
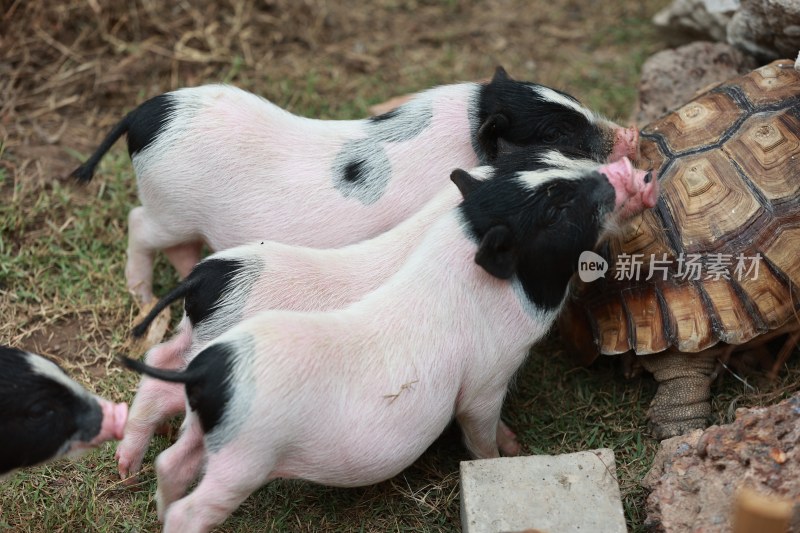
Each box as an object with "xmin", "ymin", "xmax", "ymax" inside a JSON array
[{"xmin": 561, "ymin": 59, "xmax": 800, "ymax": 363}]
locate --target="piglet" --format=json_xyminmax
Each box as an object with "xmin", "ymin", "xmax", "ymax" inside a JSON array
[
  {"xmin": 116, "ymin": 147, "xmax": 603, "ymax": 480},
  {"xmin": 0, "ymin": 345, "xmax": 127, "ymax": 477},
  {"xmin": 122, "ymin": 154, "xmax": 657, "ymax": 532},
  {"xmin": 70, "ymin": 67, "xmax": 638, "ymax": 304}
]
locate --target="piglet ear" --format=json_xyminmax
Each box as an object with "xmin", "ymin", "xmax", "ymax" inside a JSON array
[
  {"xmin": 475, "ymin": 225, "xmax": 517, "ymax": 279},
  {"xmin": 477, "ymin": 113, "xmax": 510, "ymax": 160},
  {"xmin": 450, "ymin": 169, "xmax": 481, "ymax": 199},
  {"xmin": 492, "ymin": 66, "xmax": 510, "ymax": 82}
]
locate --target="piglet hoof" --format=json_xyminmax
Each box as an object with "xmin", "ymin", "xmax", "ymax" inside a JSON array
[
  {"xmin": 115, "ymin": 447, "xmax": 141, "ymax": 485},
  {"xmin": 497, "ymin": 420, "xmax": 521, "ymax": 456}
]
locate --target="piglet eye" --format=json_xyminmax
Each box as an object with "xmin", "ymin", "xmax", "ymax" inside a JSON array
[
  {"xmin": 28, "ymin": 405, "xmax": 54, "ymax": 419},
  {"xmin": 544, "ymin": 206, "xmax": 561, "ymax": 225},
  {"xmin": 542, "ymin": 129, "xmax": 563, "ymax": 143}
]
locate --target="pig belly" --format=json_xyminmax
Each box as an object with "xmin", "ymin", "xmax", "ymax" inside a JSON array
[
  {"xmin": 273, "ymin": 405, "xmax": 455, "ymax": 487},
  {"xmin": 242, "ymin": 363, "xmax": 460, "ymax": 487}
]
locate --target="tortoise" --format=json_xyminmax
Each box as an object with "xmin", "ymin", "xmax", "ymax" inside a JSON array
[{"xmin": 559, "ymin": 59, "xmax": 800, "ymax": 440}]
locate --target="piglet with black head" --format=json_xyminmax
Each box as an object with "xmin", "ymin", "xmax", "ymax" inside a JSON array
[
  {"xmin": 0, "ymin": 345, "xmax": 127, "ymax": 477},
  {"xmin": 70, "ymin": 67, "xmax": 637, "ymax": 305},
  {"xmin": 477, "ymin": 66, "xmax": 639, "ymax": 162},
  {"xmin": 457, "ymin": 153, "xmax": 657, "ymax": 311}
]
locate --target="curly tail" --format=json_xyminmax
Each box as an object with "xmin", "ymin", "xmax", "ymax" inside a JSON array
[
  {"xmin": 131, "ymin": 277, "xmax": 200, "ymax": 338},
  {"xmin": 69, "ymin": 116, "xmax": 131, "ymax": 183},
  {"xmin": 119, "ymin": 356, "xmax": 194, "ymax": 383}
]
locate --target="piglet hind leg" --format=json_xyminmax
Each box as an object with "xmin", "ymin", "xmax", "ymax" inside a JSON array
[
  {"xmin": 155, "ymin": 413, "xmax": 207, "ymax": 521},
  {"xmin": 116, "ymin": 334, "xmax": 190, "ymax": 481},
  {"xmin": 162, "ymin": 444, "xmax": 273, "ymax": 533},
  {"xmin": 163, "ymin": 241, "xmax": 203, "ymax": 279},
  {"xmin": 126, "ymin": 206, "xmax": 197, "ymax": 305}
]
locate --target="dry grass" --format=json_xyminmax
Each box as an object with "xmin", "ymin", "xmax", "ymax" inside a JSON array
[{"xmin": 1, "ymin": 0, "xmax": 798, "ymax": 531}]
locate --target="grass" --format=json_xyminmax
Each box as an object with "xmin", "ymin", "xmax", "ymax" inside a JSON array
[{"xmin": 2, "ymin": 0, "xmax": 799, "ymax": 531}]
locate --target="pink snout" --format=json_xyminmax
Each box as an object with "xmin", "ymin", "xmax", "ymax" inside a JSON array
[
  {"xmin": 90, "ymin": 398, "xmax": 128, "ymax": 445},
  {"xmin": 608, "ymin": 125, "xmax": 639, "ymax": 162},
  {"xmin": 598, "ymin": 157, "xmax": 659, "ymax": 219}
]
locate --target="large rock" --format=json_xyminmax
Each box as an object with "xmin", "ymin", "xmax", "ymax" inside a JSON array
[
  {"xmin": 728, "ymin": 0, "xmax": 800, "ymax": 61},
  {"xmin": 643, "ymin": 394, "xmax": 800, "ymax": 532},
  {"xmin": 653, "ymin": 0, "xmax": 738, "ymax": 42},
  {"xmin": 632, "ymin": 41, "xmax": 757, "ymax": 126},
  {"xmin": 655, "ymin": 0, "xmax": 800, "ymax": 61}
]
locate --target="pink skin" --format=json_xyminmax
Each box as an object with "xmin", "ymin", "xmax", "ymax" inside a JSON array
[
  {"xmin": 609, "ymin": 125, "xmax": 639, "ymax": 162},
  {"xmin": 598, "ymin": 156, "xmax": 659, "ymax": 220}
]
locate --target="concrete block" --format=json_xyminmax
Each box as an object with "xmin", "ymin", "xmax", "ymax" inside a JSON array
[{"xmin": 460, "ymin": 448, "xmax": 626, "ymax": 533}]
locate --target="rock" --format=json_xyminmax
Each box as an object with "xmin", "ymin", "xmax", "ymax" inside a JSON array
[
  {"xmin": 460, "ymin": 449, "xmax": 626, "ymax": 533},
  {"xmin": 653, "ymin": 0, "xmax": 738, "ymax": 43},
  {"xmin": 655, "ymin": 0, "xmax": 800, "ymax": 61},
  {"xmin": 632, "ymin": 41, "xmax": 757, "ymax": 126},
  {"xmin": 727, "ymin": 0, "xmax": 800, "ymax": 61},
  {"xmin": 643, "ymin": 394, "xmax": 800, "ymax": 532}
]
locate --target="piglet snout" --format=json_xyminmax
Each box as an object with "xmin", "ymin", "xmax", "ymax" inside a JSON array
[
  {"xmin": 90, "ymin": 398, "xmax": 128, "ymax": 445},
  {"xmin": 598, "ymin": 157, "xmax": 659, "ymax": 219},
  {"xmin": 608, "ymin": 125, "xmax": 639, "ymax": 162}
]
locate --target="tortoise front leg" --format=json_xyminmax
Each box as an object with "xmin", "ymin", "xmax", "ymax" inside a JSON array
[{"xmin": 640, "ymin": 350, "xmax": 719, "ymax": 440}]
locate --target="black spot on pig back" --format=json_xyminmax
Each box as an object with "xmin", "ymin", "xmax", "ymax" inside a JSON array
[
  {"xmin": 332, "ymin": 139, "xmax": 391, "ymax": 205},
  {"xmin": 127, "ymin": 93, "xmax": 176, "ymax": 157},
  {"xmin": 0, "ymin": 346, "xmax": 97, "ymax": 474},
  {"xmin": 343, "ymin": 160, "xmax": 366, "ymax": 184},
  {"xmin": 184, "ymin": 258, "xmax": 245, "ymax": 327},
  {"xmin": 333, "ymin": 98, "xmax": 433, "ymax": 205},
  {"xmin": 184, "ymin": 342, "xmax": 237, "ymax": 435}
]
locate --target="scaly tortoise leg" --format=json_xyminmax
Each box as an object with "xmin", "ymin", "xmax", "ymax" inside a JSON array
[{"xmin": 640, "ymin": 350, "xmax": 719, "ymax": 440}]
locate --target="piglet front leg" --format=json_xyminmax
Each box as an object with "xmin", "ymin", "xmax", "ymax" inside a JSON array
[
  {"xmin": 496, "ymin": 420, "xmax": 521, "ymax": 456},
  {"xmin": 457, "ymin": 389, "xmax": 517, "ymax": 459}
]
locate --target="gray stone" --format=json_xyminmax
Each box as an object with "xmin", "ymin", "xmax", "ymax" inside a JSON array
[
  {"xmin": 460, "ymin": 449, "xmax": 626, "ymax": 533},
  {"xmin": 653, "ymin": 0, "xmax": 738, "ymax": 42},
  {"xmin": 633, "ymin": 41, "xmax": 757, "ymax": 126},
  {"xmin": 728, "ymin": 0, "xmax": 800, "ymax": 60},
  {"xmin": 655, "ymin": 0, "xmax": 800, "ymax": 61}
]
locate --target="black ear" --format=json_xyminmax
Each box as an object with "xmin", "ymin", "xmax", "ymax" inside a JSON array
[
  {"xmin": 475, "ymin": 225, "xmax": 517, "ymax": 279},
  {"xmin": 492, "ymin": 66, "xmax": 510, "ymax": 82},
  {"xmin": 477, "ymin": 113, "xmax": 510, "ymax": 160},
  {"xmin": 450, "ymin": 168, "xmax": 481, "ymax": 199}
]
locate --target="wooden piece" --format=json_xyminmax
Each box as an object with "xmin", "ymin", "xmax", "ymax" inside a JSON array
[{"xmin": 732, "ymin": 487, "xmax": 792, "ymax": 533}]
